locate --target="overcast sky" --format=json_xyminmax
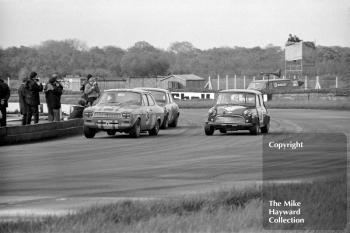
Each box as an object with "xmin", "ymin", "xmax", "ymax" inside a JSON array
[{"xmin": 0, "ymin": 0, "xmax": 349, "ymax": 49}]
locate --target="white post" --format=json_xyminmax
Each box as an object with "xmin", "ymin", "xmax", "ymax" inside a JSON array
[
  {"xmin": 243, "ymin": 75, "xmax": 246, "ymax": 89},
  {"xmin": 336, "ymin": 76, "xmax": 338, "ymax": 89},
  {"xmin": 234, "ymin": 75, "xmax": 237, "ymax": 89},
  {"xmin": 217, "ymin": 74, "xmax": 220, "ymax": 90},
  {"xmin": 304, "ymin": 76, "xmax": 307, "ymax": 90},
  {"xmin": 7, "ymin": 77, "xmax": 10, "ymax": 87},
  {"xmin": 225, "ymin": 75, "xmax": 228, "ymax": 90},
  {"xmin": 283, "ymin": 75, "xmax": 285, "ymax": 79}
]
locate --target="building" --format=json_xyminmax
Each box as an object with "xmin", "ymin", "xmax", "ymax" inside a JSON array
[
  {"xmin": 97, "ymin": 77, "xmax": 126, "ymax": 90},
  {"xmin": 158, "ymin": 74, "xmax": 205, "ymax": 90},
  {"xmin": 285, "ymin": 41, "xmax": 316, "ymax": 79}
]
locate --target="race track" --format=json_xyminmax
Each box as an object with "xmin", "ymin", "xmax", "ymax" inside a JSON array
[{"xmin": 1, "ymin": 109, "xmax": 349, "ymax": 217}]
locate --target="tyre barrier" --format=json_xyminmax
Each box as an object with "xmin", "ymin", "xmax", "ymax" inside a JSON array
[{"xmin": 0, "ymin": 119, "xmax": 83, "ymax": 146}]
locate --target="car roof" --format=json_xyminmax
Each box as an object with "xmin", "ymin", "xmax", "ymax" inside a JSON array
[
  {"xmin": 219, "ymin": 89, "xmax": 262, "ymax": 95},
  {"xmin": 135, "ymin": 87, "xmax": 169, "ymax": 93},
  {"xmin": 104, "ymin": 88, "xmax": 149, "ymax": 94}
]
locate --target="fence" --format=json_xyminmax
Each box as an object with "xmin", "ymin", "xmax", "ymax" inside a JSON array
[{"xmin": 206, "ymin": 75, "xmax": 350, "ymax": 90}]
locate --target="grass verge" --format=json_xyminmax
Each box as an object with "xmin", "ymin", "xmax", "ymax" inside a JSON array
[{"xmin": 1, "ymin": 177, "xmax": 348, "ymax": 233}]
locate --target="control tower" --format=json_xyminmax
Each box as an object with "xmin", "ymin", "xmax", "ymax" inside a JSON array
[{"xmin": 285, "ymin": 40, "xmax": 316, "ymax": 79}]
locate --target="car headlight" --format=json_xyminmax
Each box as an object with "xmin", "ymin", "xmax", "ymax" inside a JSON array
[
  {"xmin": 122, "ymin": 112, "xmax": 131, "ymax": 118},
  {"xmin": 243, "ymin": 110, "xmax": 252, "ymax": 118},
  {"xmin": 84, "ymin": 111, "xmax": 93, "ymax": 118},
  {"xmin": 208, "ymin": 108, "xmax": 217, "ymax": 116}
]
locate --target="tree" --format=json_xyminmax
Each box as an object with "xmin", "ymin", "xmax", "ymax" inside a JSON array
[{"xmin": 120, "ymin": 41, "xmax": 170, "ymax": 77}]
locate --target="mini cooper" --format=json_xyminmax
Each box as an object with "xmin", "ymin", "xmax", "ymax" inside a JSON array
[
  {"xmin": 83, "ymin": 89, "xmax": 164, "ymax": 138},
  {"xmin": 204, "ymin": 89, "xmax": 270, "ymax": 135},
  {"xmin": 139, "ymin": 88, "xmax": 180, "ymax": 129}
]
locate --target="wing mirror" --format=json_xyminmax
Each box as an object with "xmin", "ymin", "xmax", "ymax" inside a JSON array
[{"xmin": 263, "ymin": 94, "xmax": 268, "ymax": 102}]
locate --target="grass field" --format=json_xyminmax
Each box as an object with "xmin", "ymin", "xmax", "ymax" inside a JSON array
[{"xmin": 1, "ymin": 177, "xmax": 347, "ymax": 233}]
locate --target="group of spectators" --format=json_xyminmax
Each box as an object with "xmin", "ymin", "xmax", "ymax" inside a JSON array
[
  {"xmin": 17, "ymin": 71, "xmax": 63, "ymax": 125},
  {"xmin": 287, "ymin": 34, "xmax": 301, "ymax": 43},
  {"xmin": 0, "ymin": 72, "xmax": 101, "ymax": 127}
]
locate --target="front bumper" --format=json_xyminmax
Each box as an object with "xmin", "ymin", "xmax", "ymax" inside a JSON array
[
  {"xmin": 84, "ymin": 118, "xmax": 134, "ymax": 131},
  {"xmin": 205, "ymin": 121, "xmax": 254, "ymax": 130}
]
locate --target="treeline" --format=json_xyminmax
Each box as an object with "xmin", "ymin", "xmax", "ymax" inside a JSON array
[{"xmin": 0, "ymin": 39, "xmax": 349, "ymax": 80}]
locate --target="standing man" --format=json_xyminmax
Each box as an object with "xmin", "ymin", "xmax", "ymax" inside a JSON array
[
  {"xmin": 44, "ymin": 74, "xmax": 63, "ymax": 121},
  {"xmin": 25, "ymin": 72, "xmax": 43, "ymax": 124},
  {"xmin": 84, "ymin": 75, "xmax": 100, "ymax": 106},
  {"xmin": 80, "ymin": 74, "xmax": 90, "ymax": 101},
  {"xmin": 18, "ymin": 77, "xmax": 29, "ymax": 125},
  {"xmin": 0, "ymin": 77, "xmax": 11, "ymax": 127}
]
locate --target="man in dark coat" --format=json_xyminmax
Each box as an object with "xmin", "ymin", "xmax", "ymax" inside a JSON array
[
  {"xmin": 0, "ymin": 77, "xmax": 11, "ymax": 127},
  {"xmin": 44, "ymin": 74, "xmax": 63, "ymax": 121},
  {"xmin": 68, "ymin": 99, "xmax": 86, "ymax": 119},
  {"xmin": 25, "ymin": 71, "xmax": 43, "ymax": 124},
  {"xmin": 18, "ymin": 77, "xmax": 29, "ymax": 125}
]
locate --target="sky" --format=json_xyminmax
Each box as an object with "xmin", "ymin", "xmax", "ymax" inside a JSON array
[{"xmin": 0, "ymin": 0, "xmax": 349, "ymax": 49}]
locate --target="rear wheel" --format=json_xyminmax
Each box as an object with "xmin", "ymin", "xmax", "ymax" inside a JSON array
[
  {"xmin": 149, "ymin": 120, "xmax": 160, "ymax": 136},
  {"xmin": 204, "ymin": 124, "xmax": 214, "ymax": 136},
  {"xmin": 249, "ymin": 122, "xmax": 260, "ymax": 135},
  {"xmin": 84, "ymin": 126, "xmax": 96, "ymax": 138},
  {"xmin": 129, "ymin": 119, "xmax": 141, "ymax": 138},
  {"xmin": 261, "ymin": 121, "xmax": 270, "ymax": 134},
  {"xmin": 106, "ymin": 130, "xmax": 116, "ymax": 136},
  {"xmin": 160, "ymin": 115, "xmax": 168, "ymax": 129}
]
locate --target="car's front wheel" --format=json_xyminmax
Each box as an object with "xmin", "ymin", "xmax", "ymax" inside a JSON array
[
  {"xmin": 129, "ymin": 119, "xmax": 141, "ymax": 138},
  {"xmin": 149, "ymin": 120, "xmax": 160, "ymax": 136},
  {"xmin": 169, "ymin": 114, "xmax": 179, "ymax": 127},
  {"xmin": 219, "ymin": 129, "xmax": 227, "ymax": 134},
  {"xmin": 249, "ymin": 122, "xmax": 260, "ymax": 135},
  {"xmin": 84, "ymin": 126, "xmax": 96, "ymax": 138},
  {"xmin": 261, "ymin": 121, "xmax": 270, "ymax": 134},
  {"xmin": 204, "ymin": 124, "xmax": 214, "ymax": 136},
  {"xmin": 160, "ymin": 115, "xmax": 168, "ymax": 129}
]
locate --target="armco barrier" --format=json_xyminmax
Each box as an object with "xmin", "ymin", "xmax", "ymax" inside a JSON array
[{"xmin": 0, "ymin": 119, "xmax": 83, "ymax": 146}]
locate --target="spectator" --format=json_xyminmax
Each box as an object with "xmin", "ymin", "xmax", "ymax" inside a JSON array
[
  {"xmin": 288, "ymin": 34, "xmax": 294, "ymax": 42},
  {"xmin": 84, "ymin": 75, "xmax": 100, "ymax": 106},
  {"xmin": 68, "ymin": 99, "xmax": 86, "ymax": 119},
  {"xmin": 0, "ymin": 77, "xmax": 11, "ymax": 127},
  {"xmin": 18, "ymin": 77, "xmax": 29, "ymax": 125},
  {"xmin": 293, "ymin": 35, "xmax": 301, "ymax": 42},
  {"xmin": 44, "ymin": 74, "xmax": 63, "ymax": 121},
  {"xmin": 25, "ymin": 71, "xmax": 43, "ymax": 124},
  {"xmin": 80, "ymin": 74, "xmax": 91, "ymax": 101}
]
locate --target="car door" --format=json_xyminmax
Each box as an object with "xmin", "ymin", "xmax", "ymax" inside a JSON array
[
  {"xmin": 141, "ymin": 94, "xmax": 150, "ymax": 130},
  {"xmin": 259, "ymin": 94, "xmax": 268, "ymax": 126},
  {"xmin": 255, "ymin": 94, "xmax": 265, "ymax": 126},
  {"xmin": 146, "ymin": 94, "xmax": 157, "ymax": 129},
  {"xmin": 167, "ymin": 92, "xmax": 177, "ymax": 122}
]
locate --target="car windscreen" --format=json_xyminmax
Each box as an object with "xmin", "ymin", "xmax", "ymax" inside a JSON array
[
  {"xmin": 149, "ymin": 91, "xmax": 167, "ymax": 104},
  {"xmin": 97, "ymin": 91, "xmax": 141, "ymax": 105},
  {"xmin": 216, "ymin": 93, "xmax": 256, "ymax": 106}
]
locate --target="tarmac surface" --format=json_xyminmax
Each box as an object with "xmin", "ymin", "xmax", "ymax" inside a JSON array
[{"xmin": 0, "ymin": 108, "xmax": 350, "ymax": 218}]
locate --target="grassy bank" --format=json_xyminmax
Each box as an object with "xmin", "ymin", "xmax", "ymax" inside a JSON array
[
  {"xmin": 0, "ymin": 187, "xmax": 261, "ymax": 233},
  {"xmin": 1, "ymin": 177, "xmax": 348, "ymax": 233}
]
